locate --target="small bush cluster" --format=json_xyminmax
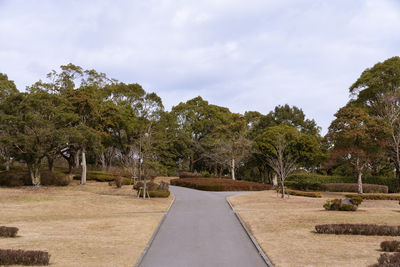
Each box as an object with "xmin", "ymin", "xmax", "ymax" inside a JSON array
[
  {"xmin": 323, "ymin": 197, "xmax": 362, "ymax": 211},
  {"xmin": 73, "ymin": 171, "xmax": 115, "ymax": 182},
  {"xmin": 0, "ymin": 226, "xmax": 18, "ymax": 237},
  {"xmin": 284, "ymin": 189, "xmax": 322, "ymax": 198},
  {"xmin": 178, "ymin": 172, "xmax": 202, "ymax": 179},
  {"xmin": 370, "ymin": 252, "xmax": 400, "ymax": 267},
  {"xmin": 315, "ymin": 224, "xmax": 400, "ymax": 236},
  {"xmin": 0, "ymin": 249, "xmax": 50, "ymax": 265},
  {"xmin": 114, "ymin": 176, "xmax": 124, "ymax": 188},
  {"xmin": 345, "ymin": 193, "xmax": 400, "ymax": 201},
  {"xmin": 324, "ymin": 183, "xmax": 388, "ymax": 193},
  {"xmin": 380, "ymin": 241, "xmax": 400, "ymax": 252},
  {"xmin": 40, "ymin": 171, "xmax": 72, "ymax": 186},
  {"xmin": 285, "ymin": 181, "xmax": 326, "ymax": 191},
  {"xmin": 170, "ymin": 178, "xmax": 273, "ymax": 191},
  {"xmin": 0, "ymin": 170, "xmax": 31, "ymax": 187},
  {"xmin": 134, "ymin": 181, "xmax": 170, "ymax": 198}
]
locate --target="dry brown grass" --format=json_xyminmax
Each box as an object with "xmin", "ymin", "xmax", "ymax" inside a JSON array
[
  {"xmin": 0, "ymin": 181, "xmax": 173, "ymax": 267},
  {"xmin": 228, "ymin": 190, "xmax": 400, "ymax": 267}
]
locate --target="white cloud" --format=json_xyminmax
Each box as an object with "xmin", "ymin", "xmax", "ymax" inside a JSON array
[{"xmin": 0, "ymin": 0, "xmax": 399, "ymax": 134}]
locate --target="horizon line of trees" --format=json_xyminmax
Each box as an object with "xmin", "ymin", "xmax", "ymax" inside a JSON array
[{"xmin": 1, "ymin": 57, "xmax": 400, "ymax": 194}]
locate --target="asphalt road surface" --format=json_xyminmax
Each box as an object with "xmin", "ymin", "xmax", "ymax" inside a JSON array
[{"xmin": 139, "ymin": 185, "xmax": 267, "ymax": 267}]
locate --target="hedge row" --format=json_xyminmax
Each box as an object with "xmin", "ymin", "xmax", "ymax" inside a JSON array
[
  {"xmin": 315, "ymin": 224, "xmax": 400, "ymax": 236},
  {"xmin": 0, "ymin": 249, "xmax": 50, "ymax": 265},
  {"xmin": 324, "ymin": 183, "xmax": 388, "ymax": 193},
  {"xmin": 381, "ymin": 241, "xmax": 400, "ymax": 252},
  {"xmin": 0, "ymin": 170, "xmax": 72, "ymax": 187},
  {"xmin": 0, "ymin": 226, "xmax": 18, "ymax": 237},
  {"xmin": 73, "ymin": 171, "xmax": 115, "ymax": 182},
  {"xmin": 137, "ymin": 190, "xmax": 170, "ymax": 198},
  {"xmin": 285, "ymin": 189, "xmax": 322, "ymax": 198},
  {"xmin": 345, "ymin": 193, "xmax": 400, "ymax": 201},
  {"xmin": 179, "ymin": 172, "xmax": 202, "ymax": 179},
  {"xmin": 288, "ymin": 173, "xmax": 399, "ymax": 193},
  {"xmin": 370, "ymin": 252, "xmax": 400, "ymax": 267},
  {"xmin": 171, "ymin": 178, "xmax": 273, "ymax": 191}
]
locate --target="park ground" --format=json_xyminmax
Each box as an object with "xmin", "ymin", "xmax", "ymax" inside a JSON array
[
  {"xmin": 0, "ymin": 179, "xmax": 174, "ymax": 267},
  {"xmin": 228, "ymin": 190, "xmax": 400, "ymax": 267}
]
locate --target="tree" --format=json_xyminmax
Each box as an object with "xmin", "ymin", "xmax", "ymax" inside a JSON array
[
  {"xmin": 349, "ymin": 57, "xmax": 400, "ymax": 190},
  {"xmin": 0, "ymin": 73, "xmax": 18, "ymax": 171},
  {"xmin": 210, "ymin": 113, "xmax": 251, "ymax": 180},
  {"xmin": 255, "ymin": 125, "xmax": 300, "ymax": 198},
  {"xmin": 326, "ymin": 107, "xmax": 387, "ymax": 193},
  {"xmin": 0, "ymin": 89, "xmax": 77, "ymax": 185}
]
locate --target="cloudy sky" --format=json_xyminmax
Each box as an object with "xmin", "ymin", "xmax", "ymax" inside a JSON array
[{"xmin": 0, "ymin": 0, "xmax": 399, "ymax": 133}]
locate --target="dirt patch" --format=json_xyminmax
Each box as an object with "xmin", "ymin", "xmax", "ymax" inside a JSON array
[
  {"xmin": 228, "ymin": 190, "xmax": 400, "ymax": 267},
  {"xmin": 0, "ymin": 181, "xmax": 173, "ymax": 266}
]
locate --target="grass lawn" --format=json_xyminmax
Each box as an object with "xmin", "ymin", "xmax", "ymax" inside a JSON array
[
  {"xmin": 0, "ymin": 180, "xmax": 173, "ymax": 267},
  {"xmin": 228, "ymin": 190, "xmax": 400, "ymax": 267}
]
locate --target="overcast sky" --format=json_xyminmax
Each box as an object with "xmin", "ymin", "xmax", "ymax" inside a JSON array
[{"xmin": 0, "ymin": 0, "xmax": 399, "ymax": 133}]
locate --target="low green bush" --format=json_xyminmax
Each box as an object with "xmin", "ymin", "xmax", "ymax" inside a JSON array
[
  {"xmin": 370, "ymin": 252, "xmax": 400, "ymax": 267},
  {"xmin": 315, "ymin": 224, "xmax": 400, "ymax": 236},
  {"xmin": 0, "ymin": 170, "xmax": 71, "ymax": 187},
  {"xmin": 345, "ymin": 193, "xmax": 400, "ymax": 201},
  {"xmin": 0, "ymin": 249, "xmax": 50, "ymax": 266},
  {"xmin": 285, "ymin": 181, "xmax": 326, "ymax": 191},
  {"xmin": 171, "ymin": 178, "xmax": 272, "ymax": 191},
  {"xmin": 0, "ymin": 226, "xmax": 18, "ymax": 237},
  {"xmin": 380, "ymin": 241, "xmax": 400, "ymax": 252},
  {"xmin": 323, "ymin": 197, "xmax": 361, "ymax": 211}
]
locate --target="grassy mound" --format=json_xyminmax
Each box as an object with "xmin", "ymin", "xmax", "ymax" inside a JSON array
[{"xmin": 170, "ymin": 178, "xmax": 272, "ymax": 191}]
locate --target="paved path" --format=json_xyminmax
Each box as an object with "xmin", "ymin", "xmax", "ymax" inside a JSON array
[{"xmin": 139, "ymin": 186, "xmax": 267, "ymax": 267}]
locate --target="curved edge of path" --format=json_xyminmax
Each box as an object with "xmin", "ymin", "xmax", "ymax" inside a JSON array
[
  {"xmin": 134, "ymin": 195, "xmax": 176, "ymax": 267},
  {"xmin": 226, "ymin": 197, "xmax": 274, "ymax": 267}
]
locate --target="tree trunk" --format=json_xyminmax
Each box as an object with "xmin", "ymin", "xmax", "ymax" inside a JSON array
[
  {"xmin": 280, "ymin": 178, "xmax": 285, "ymax": 198},
  {"xmin": 100, "ymin": 152, "xmax": 106, "ymax": 171},
  {"xmin": 47, "ymin": 156, "xmax": 54, "ymax": 172},
  {"xmin": 357, "ymin": 172, "xmax": 363, "ymax": 194},
  {"xmin": 396, "ymin": 168, "xmax": 400, "ymax": 193},
  {"xmin": 28, "ymin": 163, "xmax": 41, "ymax": 186},
  {"xmin": 231, "ymin": 158, "xmax": 235, "ymax": 180},
  {"xmin": 5, "ymin": 157, "xmax": 10, "ymax": 171},
  {"xmin": 273, "ymin": 174, "xmax": 278, "ymax": 186},
  {"xmin": 75, "ymin": 149, "xmax": 80, "ymax": 170},
  {"xmin": 81, "ymin": 148, "xmax": 87, "ymax": 185}
]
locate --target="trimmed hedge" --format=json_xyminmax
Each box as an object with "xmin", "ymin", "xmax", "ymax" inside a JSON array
[
  {"xmin": 288, "ymin": 173, "xmax": 399, "ymax": 193},
  {"xmin": 285, "ymin": 189, "xmax": 322, "ymax": 198},
  {"xmin": 381, "ymin": 241, "xmax": 400, "ymax": 252},
  {"xmin": 179, "ymin": 172, "xmax": 202, "ymax": 179},
  {"xmin": 0, "ymin": 249, "xmax": 50, "ymax": 265},
  {"xmin": 0, "ymin": 170, "xmax": 71, "ymax": 187},
  {"xmin": 324, "ymin": 183, "xmax": 388, "ymax": 193},
  {"xmin": 73, "ymin": 171, "xmax": 115, "ymax": 182},
  {"xmin": 285, "ymin": 180, "xmax": 326, "ymax": 191},
  {"xmin": 370, "ymin": 252, "xmax": 400, "ymax": 267},
  {"xmin": 345, "ymin": 193, "xmax": 400, "ymax": 201},
  {"xmin": 0, "ymin": 226, "xmax": 18, "ymax": 237},
  {"xmin": 315, "ymin": 224, "xmax": 400, "ymax": 236},
  {"xmin": 171, "ymin": 178, "xmax": 273, "ymax": 191}
]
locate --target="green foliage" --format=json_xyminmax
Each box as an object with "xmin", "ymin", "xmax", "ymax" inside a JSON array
[
  {"xmin": 73, "ymin": 171, "xmax": 115, "ymax": 182},
  {"xmin": 315, "ymin": 224, "xmax": 400, "ymax": 236},
  {"xmin": 323, "ymin": 199, "xmax": 359, "ymax": 211},
  {"xmin": 285, "ymin": 189, "xmax": 322, "ymax": 198}
]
